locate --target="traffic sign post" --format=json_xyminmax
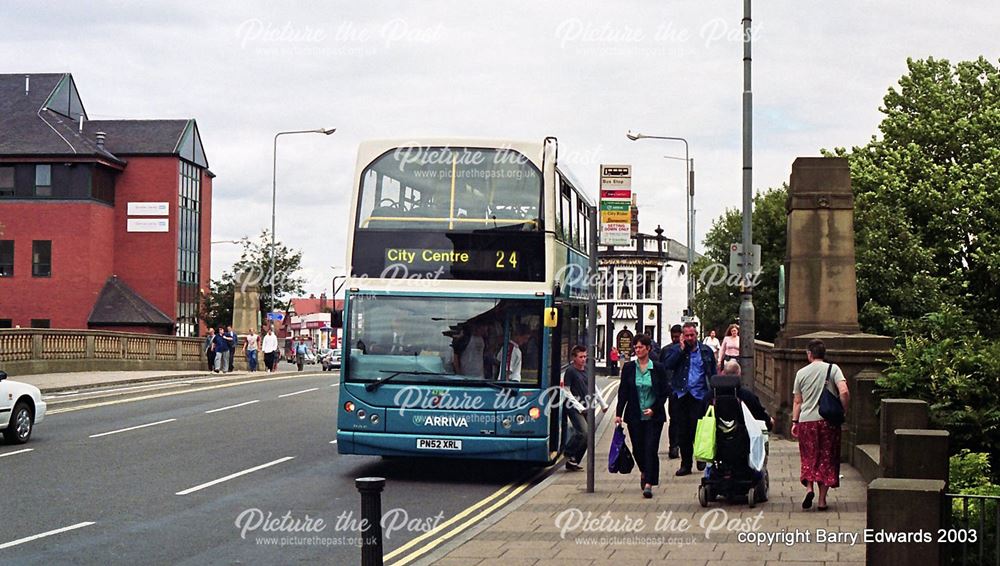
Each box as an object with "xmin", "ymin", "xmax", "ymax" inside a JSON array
[
  {"xmin": 267, "ymin": 312, "xmax": 285, "ymax": 321},
  {"xmin": 599, "ymin": 164, "xmax": 632, "ymax": 246}
]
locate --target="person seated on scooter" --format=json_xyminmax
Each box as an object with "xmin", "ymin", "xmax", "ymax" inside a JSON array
[{"xmin": 721, "ymin": 360, "xmax": 774, "ymax": 431}]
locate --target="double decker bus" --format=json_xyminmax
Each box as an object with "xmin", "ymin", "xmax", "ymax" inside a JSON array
[{"xmin": 336, "ymin": 138, "xmax": 595, "ymax": 463}]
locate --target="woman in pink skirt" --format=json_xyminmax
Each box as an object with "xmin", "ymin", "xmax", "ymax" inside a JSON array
[{"xmin": 791, "ymin": 339, "xmax": 850, "ymax": 511}]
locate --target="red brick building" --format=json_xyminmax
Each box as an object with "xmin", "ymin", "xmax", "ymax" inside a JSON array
[{"xmin": 0, "ymin": 73, "xmax": 213, "ymax": 336}]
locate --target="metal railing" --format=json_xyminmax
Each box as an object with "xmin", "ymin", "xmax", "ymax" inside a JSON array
[{"xmin": 946, "ymin": 492, "xmax": 1000, "ymax": 566}]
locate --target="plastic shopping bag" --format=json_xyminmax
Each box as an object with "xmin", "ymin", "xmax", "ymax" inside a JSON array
[
  {"xmin": 608, "ymin": 425, "xmax": 634, "ymax": 474},
  {"xmin": 741, "ymin": 401, "xmax": 766, "ymax": 471},
  {"xmin": 693, "ymin": 405, "xmax": 716, "ymax": 463}
]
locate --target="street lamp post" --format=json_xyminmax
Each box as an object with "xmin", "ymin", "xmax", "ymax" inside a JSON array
[
  {"xmin": 270, "ymin": 128, "xmax": 336, "ymax": 317},
  {"xmin": 626, "ymin": 132, "xmax": 695, "ymax": 318}
]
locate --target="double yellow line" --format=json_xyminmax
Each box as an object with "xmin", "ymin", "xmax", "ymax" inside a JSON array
[{"xmin": 386, "ymin": 380, "xmax": 619, "ymax": 565}]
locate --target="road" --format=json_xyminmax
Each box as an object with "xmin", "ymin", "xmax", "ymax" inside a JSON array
[{"xmin": 0, "ymin": 371, "xmax": 615, "ymax": 564}]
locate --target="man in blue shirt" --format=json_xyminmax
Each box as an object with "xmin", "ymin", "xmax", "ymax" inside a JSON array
[
  {"xmin": 661, "ymin": 321, "xmax": 717, "ymax": 476},
  {"xmin": 213, "ymin": 325, "xmax": 232, "ymax": 374}
]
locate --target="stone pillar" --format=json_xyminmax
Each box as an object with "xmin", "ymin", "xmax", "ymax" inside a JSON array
[
  {"xmin": 867, "ymin": 478, "xmax": 945, "ymax": 566},
  {"xmin": 879, "ymin": 399, "xmax": 929, "ymax": 478},
  {"xmin": 892, "ymin": 429, "xmax": 949, "ymax": 484},
  {"xmin": 232, "ymin": 271, "xmax": 261, "ymax": 371},
  {"xmin": 764, "ymin": 157, "xmax": 893, "ymax": 453},
  {"xmin": 783, "ymin": 157, "xmax": 859, "ymax": 336}
]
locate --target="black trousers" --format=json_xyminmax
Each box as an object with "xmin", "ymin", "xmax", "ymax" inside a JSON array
[
  {"xmin": 206, "ymin": 351, "xmax": 215, "ymax": 371},
  {"xmin": 627, "ymin": 419, "xmax": 664, "ymax": 486},
  {"xmin": 673, "ymin": 394, "xmax": 709, "ymax": 468},
  {"xmin": 668, "ymin": 396, "xmax": 680, "ymax": 450}
]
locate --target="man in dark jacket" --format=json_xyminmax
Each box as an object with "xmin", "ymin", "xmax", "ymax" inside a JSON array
[
  {"xmin": 661, "ymin": 322, "xmax": 717, "ymax": 476},
  {"xmin": 660, "ymin": 324, "xmax": 683, "ymax": 459}
]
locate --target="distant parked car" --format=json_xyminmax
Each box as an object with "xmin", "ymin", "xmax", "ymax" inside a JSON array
[
  {"xmin": 0, "ymin": 371, "xmax": 46, "ymax": 444},
  {"xmin": 319, "ymin": 349, "xmax": 341, "ymax": 371}
]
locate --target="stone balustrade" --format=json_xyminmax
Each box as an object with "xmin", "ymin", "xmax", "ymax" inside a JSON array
[{"xmin": 0, "ymin": 329, "xmax": 210, "ymax": 375}]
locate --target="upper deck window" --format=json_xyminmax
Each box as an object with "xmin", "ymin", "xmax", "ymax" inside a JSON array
[{"xmin": 358, "ymin": 147, "xmax": 542, "ymax": 232}]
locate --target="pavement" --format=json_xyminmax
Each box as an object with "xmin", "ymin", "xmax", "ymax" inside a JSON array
[{"xmin": 422, "ymin": 404, "xmax": 869, "ymax": 566}]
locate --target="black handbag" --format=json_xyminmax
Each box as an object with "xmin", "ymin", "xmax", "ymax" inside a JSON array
[{"xmin": 818, "ymin": 363, "xmax": 845, "ymax": 426}]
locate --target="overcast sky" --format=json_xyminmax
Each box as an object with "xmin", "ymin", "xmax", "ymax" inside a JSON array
[{"xmin": 4, "ymin": 1, "xmax": 998, "ymax": 297}]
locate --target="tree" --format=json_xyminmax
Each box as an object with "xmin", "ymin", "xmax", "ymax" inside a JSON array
[
  {"xmin": 199, "ymin": 230, "xmax": 306, "ymax": 329},
  {"xmin": 829, "ymin": 57, "xmax": 1000, "ymax": 338},
  {"xmin": 693, "ymin": 186, "xmax": 787, "ymax": 342}
]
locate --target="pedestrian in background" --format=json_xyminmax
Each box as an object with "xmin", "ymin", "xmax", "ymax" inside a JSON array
[
  {"xmin": 609, "ymin": 346, "xmax": 620, "ymax": 374},
  {"xmin": 661, "ymin": 324, "xmax": 683, "ymax": 460},
  {"xmin": 203, "ymin": 328, "xmax": 216, "ymax": 372},
  {"xmin": 792, "ymin": 339, "xmax": 849, "ymax": 511},
  {"xmin": 614, "ymin": 334, "xmax": 670, "ymax": 498},
  {"xmin": 718, "ymin": 324, "xmax": 740, "ymax": 371},
  {"xmin": 228, "ymin": 326, "xmax": 239, "ymax": 372},
  {"xmin": 262, "ymin": 327, "xmax": 279, "ymax": 373},
  {"xmin": 244, "ymin": 328, "xmax": 260, "ymax": 372},
  {"xmin": 662, "ymin": 322, "xmax": 717, "ymax": 476},
  {"xmin": 563, "ymin": 345, "xmax": 609, "ymax": 471},
  {"xmin": 213, "ymin": 326, "xmax": 231, "ymax": 373},
  {"xmin": 703, "ymin": 329, "xmax": 721, "ymax": 357},
  {"xmin": 295, "ymin": 337, "xmax": 308, "ymax": 371}
]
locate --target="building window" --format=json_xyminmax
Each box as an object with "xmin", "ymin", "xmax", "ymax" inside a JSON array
[
  {"xmin": 177, "ymin": 161, "xmax": 202, "ymax": 337},
  {"xmin": 0, "ymin": 167, "xmax": 13, "ymax": 197},
  {"xmin": 644, "ymin": 269, "xmax": 659, "ymax": 300},
  {"xmin": 32, "ymin": 241, "xmax": 51, "ymax": 277},
  {"xmin": 0, "ymin": 319, "xmax": 12, "ymax": 328},
  {"xmin": 30, "ymin": 319, "xmax": 50, "ymax": 329},
  {"xmin": 0, "ymin": 240, "xmax": 12, "ymax": 277},
  {"xmin": 35, "ymin": 165, "xmax": 52, "ymax": 197},
  {"xmin": 616, "ymin": 268, "xmax": 634, "ymax": 300}
]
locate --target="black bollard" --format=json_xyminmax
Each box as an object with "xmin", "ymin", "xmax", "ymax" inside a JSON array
[{"xmin": 356, "ymin": 477, "xmax": 385, "ymax": 566}]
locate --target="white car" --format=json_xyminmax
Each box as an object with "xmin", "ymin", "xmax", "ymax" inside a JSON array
[{"xmin": 0, "ymin": 371, "xmax": 46, "ymax": 444}]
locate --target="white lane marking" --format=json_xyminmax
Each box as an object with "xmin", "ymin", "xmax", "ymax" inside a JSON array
[
  {"xmin": 47, "ymin": 372, "xmax": 327, "ymax": 415},
  {"xmin": 175, "ymin": 457, "xmax": 295, "ymax": 496},
  {"xmin": 330, "ymin": 383, "xmax": 339, "ymax": 387},
  {"xmin": 0, "ymin": 521, "xmax": 96, "ymax": 550},
  {"xmin": 89, "ymin": 418, "xmax": 177, "ymax": 438},
  {"xmin": 278, "ymin": 388, "xmax": 319, "ymax": 398},
  {"xmin": 329, "ymin": 440, "xmax": 337, "ymax": 444},
  {"xmin": 0, "ymin": 448, "xmax": 34, "ymax": 458},
  {"xmin": 205, "ymin": 400, "xmax": 260, "ymax": 414}
]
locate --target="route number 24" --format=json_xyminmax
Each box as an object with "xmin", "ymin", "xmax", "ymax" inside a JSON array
[{"xmin": 496, "ymin": 251, "xmax": 518, "ymax": 269}]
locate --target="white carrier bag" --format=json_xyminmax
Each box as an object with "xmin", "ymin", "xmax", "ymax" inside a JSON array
[{"xmin": 740, "ymin": 401, "xmax": 766, "ymax": 472}]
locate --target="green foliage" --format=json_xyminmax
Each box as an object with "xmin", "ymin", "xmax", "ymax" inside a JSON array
[
  {"xmin": 950, "ymin": 450, "xmax": 995, "ymax": 492},
  {"xmin": 877, "ymin": 307, "xmax": 1000, "ymax": 481},
  {"xmin": 693, "ymin": 186, "xmax": 787, "ymax": 341},
  {"xmin": 199, "ymin": 230, "xmax": 306, "ymax": 329},
  {"xmin": 829, "ymin": 56, "xmax": 1000, "ymax": 338}
]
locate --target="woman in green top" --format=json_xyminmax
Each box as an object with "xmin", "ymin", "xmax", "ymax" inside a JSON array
[{"xmin": 614, "ymin": 334, "xmax": 671, "ymax": 498}]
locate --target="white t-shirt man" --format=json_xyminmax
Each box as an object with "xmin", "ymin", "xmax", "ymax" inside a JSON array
[
  {"xmin": 793, "ymin": 361, "xmax": 846, "ymax": 423},
  {"xmin": 262, "ymin": 332, "xmax": 279, "ymax": 353}
]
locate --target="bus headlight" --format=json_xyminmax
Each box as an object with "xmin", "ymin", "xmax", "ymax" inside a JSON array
[
  {"xmin": 529, "ymin": 407, "xmax": 542, "ymax": 420},
  {"xmin": 344, "ymin": 401, "xmax": 355, "ymax": 413},
  {"xmin": 501, "ymin": 417, "xmax": 512, "ymax": 429}
]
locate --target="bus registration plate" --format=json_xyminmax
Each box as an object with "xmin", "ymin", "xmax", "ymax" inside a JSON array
[{"xmin": 417, "ymin": 438, "xmax": 462, "ymax": 450}]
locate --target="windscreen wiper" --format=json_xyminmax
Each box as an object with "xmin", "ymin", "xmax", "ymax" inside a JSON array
[{"xmin": 366, "ymin": 370, "xmax": 460, "ymax": 392}]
